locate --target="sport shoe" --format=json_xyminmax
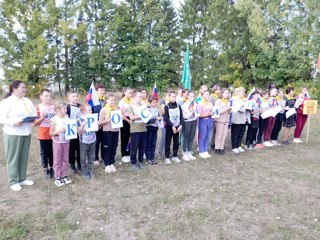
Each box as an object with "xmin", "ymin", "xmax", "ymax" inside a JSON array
[
  {"xmin": 204, "ymin": 152, "xmax": 211, "ymax": 158},
  {"xmin": 172, "ymin": 157, "xmax": 181, "ymax": 163},
  {"xmin": 182, "ymin": 153, "xmax": 190, "ymax": 161},
  {"xmin": 93, "ymin": 160, "xmax": 100, "ymax": 165},
  {"xmin": 10, "ymin": 183, "xmax": 22, "ymax": 191},
  {"xmin": 19, "ymin": 180, "xmax": 34, "ymax": 186},
  {"xmin": 131, "ymin": 164, "xmax": 140, "ymax": 171},
  {"xmin": 165, "ymin": 158, "xmax": 172, "ymax": 165},
  {"xmin": 122, "ymin": 156, "xmax": 131, "ymax": 163},
  {"xmin": 49, "ymin": 168, "xmax": 54, "ymax": 178},
  {"xmin": 238, "ymin": 147, "xmax": 245, "ymax": 153},
  {"xmin": 77, "ymin": 164, "xmax": 82, "ymax": 172},
  {"xmin": 138, "ymin": 162, "xmax": 146, "ymax": 169},
  {"xmin": 263, "ymin": 141, "xmax": 273, "ymax": 147},
  {"xmin": 187, "ymin": 152, "xmax": 196, "ymax": 160},
  {"xmin": 62, "ymin": 176, "xmax": 72, "ymax": 185},
  {"xmin": 255, "ymin": 143, "xmax": 265, "ymax": 149},
  {"xmin": 293, "ymin": 138, "xmax": 303, "ymax": 143},
  {"xmin": 105, "ymin": 165, "xmax": 112, "ymax": 173},
  {"xmin": 54, "ymin": 178, "xmax": 65, "ymax": 187},
  {"xmin": 282, "ymin": 140, "xmax": 289, "ymax": 145},
  {"xmin": 271, "ymin": 140, "xmax": 281, "ymax": 146},
  {"xmin": 199, "ymin": 152, "xmax": 207, "ymax": 159},
  {"xmin": 246, "ymin": 145, "xmax": 253, "ymax": 150},
  {"xmin": 110, "ymin": 164, "xmax": 117, "ymax": 173},
  {"xmin": 70, "ymin": 165, "xmax": 77, "ymax": 174},
  {"xmin": 232, "ymin": 148, "xmax": 240, "ymax": 154}
]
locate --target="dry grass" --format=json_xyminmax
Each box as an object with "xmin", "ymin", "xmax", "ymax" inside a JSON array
[{"xmin": 1, "ymin": 99, "xmax": 320, "ymax": 239}]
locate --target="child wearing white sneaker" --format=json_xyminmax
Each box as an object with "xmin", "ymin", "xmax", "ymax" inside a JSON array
[
  {"xmin": 76, "ymin": 104, "xmax": 96, "ymax": 180},
  {"xmin": 230, "ymin": 87, "xmax": 247, "ymax": 154},
  {"xmin": 164, "ymin": 91, "xmax": 184, "ymax": 164},
  {"xmin": 99, "ymin": 94, "xmax": 120, "ymax": 174},
  {"xmin": 182, "ymin": 91, "xmax": 198, "ymax": 161},
  {"xmin": 49, "ymin": 101, "xmax": 72, "ymax": 187}
]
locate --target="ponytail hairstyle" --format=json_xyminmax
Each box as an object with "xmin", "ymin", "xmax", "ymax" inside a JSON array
[{"xmin": 4, "ymin": 80, "xmax": 24, "ymax": 99}]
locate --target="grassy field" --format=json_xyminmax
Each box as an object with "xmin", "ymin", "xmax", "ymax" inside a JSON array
[{"xmin": 1, "ymin": 102, "xmax": 320, "ymax": 239}]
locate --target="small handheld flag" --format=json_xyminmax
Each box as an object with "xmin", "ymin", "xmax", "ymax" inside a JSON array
[
  {"xmin": 86, "ymin": 82, "xmax": 100, "ymax": 107},
  {"xmin": 152, "ymin": 82, "xmax": 159, "ymax": 101}
]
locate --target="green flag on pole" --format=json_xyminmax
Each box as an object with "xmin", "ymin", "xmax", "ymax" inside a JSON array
[{"xmin": 181, "ymin": 45, "xmax": 191, "ymax": 90}]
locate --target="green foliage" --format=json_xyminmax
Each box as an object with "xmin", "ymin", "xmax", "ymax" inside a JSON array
[{"xmin": 0, "ymin": 0, "xmax": 320, "ymax": 99}]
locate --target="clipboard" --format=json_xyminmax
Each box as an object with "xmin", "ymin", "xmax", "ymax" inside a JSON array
[{"xmin": 22, "ymin": 116, "xmax": 40, "ymax": 123}]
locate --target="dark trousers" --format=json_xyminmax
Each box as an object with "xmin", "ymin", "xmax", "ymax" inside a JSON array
[
  {"xmin": 271, "ymin": 119, "xmax": 284, "ymax": 141},
  {"xmin": 120, "ymin": 120, "xmax": 130, "ymax": 157},
  {"xmin": 69, "ymin": 138, "xmax": 81, "ymax": 167},
  {"xmin": 130, "ymin": 132, "xmax": 146, "ymax": 165},
  {"xmin": 165, "ymin": 127, "xmax": 180, "ymax": 158},
  {"xmin": 39, "ymin": 139, "xmax": 53, "ymax": 169},
  {"xmin": 146, "ymin": 126, "xmax": 158, "ymax": 161},
  {"xmin": 246, "ymin": 124, "xmax": 258, "ymax": 146},
  {"xmin": 256, "ymin": 117, "xmax": 266, "ymax": 144},
  {"xmin": 231, "ymin": 124, "xmax": 246, "ymax": 149},
  {"xmin": 103, "ymin": 131, "xmax": 119, "ymax": 166},
  {"xmin": 95, "ymin": 128, "xmax": 104, "ymax": 160},
  {"xmin": 183, "ymin": 120, "xmax": 197, "ymax": 152},
  {"xmin": 79, "ymin": 142, "xmax": 95, "ymax": 176}
]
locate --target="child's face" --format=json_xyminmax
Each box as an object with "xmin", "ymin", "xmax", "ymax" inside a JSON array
[
  {"xmin": 289, "ymin": 90, "xmax": 294, "ymax": 96},
  {"xmin": 96, "ymin": 88, "xmax": 105, "ymax": 97},
  {"xmin": 183, "ymin": 91, "xmax": 189, "ymax": 98},
  {"xmin": 278, "ymin": 91, "xmax": 284, "ymax": 98},
  {"xmin": 125, "ymin": 90, "xmax": 133, "ymax": 98},
  {"xmin": 59, "ymin": 106, "xmax": 67, "ymax": 116},
  {"xmin": 169, "ymin": 93, "xmax": 176, "ymax": 102},
  {"xmin": 253, "ymin": 93, "xmax": 260, "ymax": 100},
  {"xmin": 68, "ymin": 93, "xmax": 78, "ymax": 105},
  {"xmin": 301, "ymin": 88, "xmax": 307, "ymax": 94},
  {"xmin": 107, "ymin": 97, "xmax": 116, "ymax": 106},
  {"xmin": 270, "ymin": 88, "xmax": 277, "ymax": 97},
  {"xmin": 263, "ymin": 93, "xmax": 269, "ymax": 98},
  {"xmin": 237, "ymin": 90, "xmax": 245, "ymax": 98},
  {"xmin": 83, "ymin": 106, "xmax": 92, "ymax": 115},
  {"xmin": 141, "ymin": 90, "xmax": 147, "ymax": 99},
  {"xmin": 188, "ymin": 93, "xmax": 194, "ymax": 101},
  {"xmin": 150, "ymin": 100, "xmax": 158, "ymax": 107},
  {"xmin": 134, "ymin": 92, "xmax": 142, "ymax": 103},
  {"xmin": 203, "ymin": 91, "xmax": 210, "ymax": 101},
  {"xmin": 40, "ymin": 91, "xmax": 52, "ymax": 105},
  {"xmin": 222, "ymin": 91, "xmax": 229, "ymax": 99},
  {"xmin": 215, "ymin": 89, "xmax": 221, "ymax": 95}
]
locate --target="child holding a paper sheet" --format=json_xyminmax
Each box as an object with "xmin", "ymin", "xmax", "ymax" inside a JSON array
[
  {"xmin": 66, "ymin": 90, "xmax": 82, "ymax": 173},
  {"xmin": 145, "ymin": 95, "xmax": 162, "ymax": 165},
  {"xmin": 34, "ymin": 89, "xmax": 56, "ymax": 179},
  {"xmin": 270, "ymin": 89, "xmax": 286, "ymax": 145},
  {"xmin": 118, "ymin": 88, "xmax": 133, "ymax": 163},
  {"xmin": 282, "ymin": 87, "xmax": 297, "ymax": 145},
  {"xmin": 49, "ymin": 102, "xmax": 72, "ymax": 187},
  {"xmin": 262, "ymin": 87, "xmax": 278, "ymax": 147},
  {"xmin": 293, "ymin": 87, "xmax": 309, "ymax": 143},
  {"xmin": 230, "ymin": 87, "xmax": 247, "ymax": 154},
  {"xmin": 256, "ymin": 90, "xmax": 269, "ymax": 149},
  {"xmin": 198, "ymin": 90, "xmax": 214, "ymax": 158},
  {"xmin": 182, "ymin": 91, "xmax": 198, "ymax": 161},
  {"xmin": 99, "ymin": 94, "xmax": 120, "ymax": 174},
  {"xmin": 214, "ymin": 88, "xmax": 231, "ymax": 155},
  {"xmin": 127, "ymin": 90, "xmax": 148, "ymax": 171},
  {"xmin": 76, "ymin": 104, "xmax": 96, "ymax": 180},
  {"xmin": 164, "ymin": 91, "xmax": 184, "ymax": 164},
  {"xmin": 246, "ymin": 91, "xmax": 261, "ymax": 150}
]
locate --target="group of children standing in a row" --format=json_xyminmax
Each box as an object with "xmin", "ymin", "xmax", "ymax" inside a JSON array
[{"xmin": 34, "ymin": 83, "xmax": 310, "ymax": 187}]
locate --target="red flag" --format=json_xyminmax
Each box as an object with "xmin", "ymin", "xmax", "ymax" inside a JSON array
[{"xmin": 152, "ymin": 82, "xmax": 158, "ymax": 101}]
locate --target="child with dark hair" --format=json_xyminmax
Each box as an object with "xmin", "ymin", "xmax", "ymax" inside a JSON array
[
  {"xmin": 246, "ymin": 91, "xmax": 261, "ymax": 150},
  {"xmin": 34, "ymin": 89, "xmax": 56, "ymax": 178},
  {"xmin": 282, "ymin": 87, "xmax": 296, "ymax": 144},
  {"xmin": 145, "ymin": 95, "xmax": 162, "ymax": 165}
]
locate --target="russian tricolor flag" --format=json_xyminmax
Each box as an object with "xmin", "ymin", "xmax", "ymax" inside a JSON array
[
  {"xmin": 86, "ymin": 82, "xmax": 100, "ymax": 107},
  {"xmin": 152, "ymin": 82, "xmax": 158, "ymax": 101}
]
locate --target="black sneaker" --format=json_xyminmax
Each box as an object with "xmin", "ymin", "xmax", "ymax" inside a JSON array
[
  {"xmin": 151, "ymin": 160, "xmax": 158, "ymax": 165},
  {"xmin": 44, "ymin": 168, "xmax": 50, "ymax": 179},
  {"xmin": 221, "ymin": 149, "xmax": 225, "ymax": 155},
  {"xmin": 210, "ymin": 144, "xmax": 215, "ymax": 150},
  {"xmin": 49, "ymin": 168, "xmax": 54, "ymax": 178},
  {"xmin": 282, "ymin": 140, "xmax": 289, "ymax": 145},
  {"xmin": 77, "ymin": 164, "xmax": 82, "ymax": 172},
  {"xmin": 62, "ymin": 176, "xmax": 72, "ymax": 184},
  {"xmin": 70, "ymin": 165, "xmax": 77, "ymax": 174}
]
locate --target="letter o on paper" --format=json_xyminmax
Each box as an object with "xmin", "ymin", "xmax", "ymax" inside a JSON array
[
  {"xmin": 141, "ymin": 109, "xmax": 149, "ymax": 119},
  {"xmin": 112, "ymin": 113, "xmax": 121, "ymax": 124}
]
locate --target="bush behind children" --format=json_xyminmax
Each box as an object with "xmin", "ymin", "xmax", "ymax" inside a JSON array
[{"xmin": 0, "ymin": 81, "xmax": 313, "ymax": 191}]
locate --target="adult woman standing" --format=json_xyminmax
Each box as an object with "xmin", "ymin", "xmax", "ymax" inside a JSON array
[
  {"xmin": 293, "ymin": 87, "xmax": 309, "ymax": 143},
  {"xmin": 0, "ymin": 80, "xmax": 36, "ymax": 191}
]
